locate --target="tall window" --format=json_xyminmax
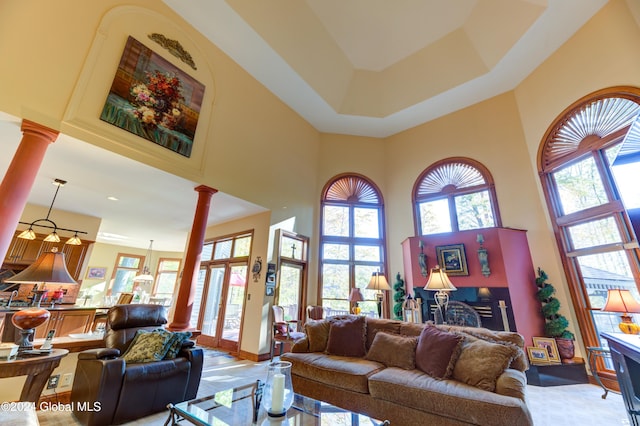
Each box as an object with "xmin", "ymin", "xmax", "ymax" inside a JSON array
[
  {"xmin": 539, "ymin": 87, "xmax": 640, "ymax": 375},
  {"xmin": 109, "ymin": 253, "xmax": 144, "ymax": 295},
  {"xmin": 275, "ymin": 230, "xmax": 309, "ymax": 322},
  {"xmin": 320, "ymin": 174, "xmax": 387, "ymax": 318},
  {"xmin": 153, "ymin": 258, "xmax": 181, "ymax": 298},
  {"xmin": 413, "ymin": 158, "xmax": 501, "ymax": 235}
]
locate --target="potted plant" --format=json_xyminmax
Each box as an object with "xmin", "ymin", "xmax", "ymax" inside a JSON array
[
  {"xmin": 393, "ymin": 273, "xmax": 406, "ymax": 320},
  {"xmin": 535, "ymin": 268, "xmax": 576, "ymax": 360}
]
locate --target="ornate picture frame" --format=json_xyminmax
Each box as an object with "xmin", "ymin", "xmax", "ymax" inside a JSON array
[
  {"xmin": 86, "ymin": 267, "xmax": 107, "ymax": 280},
  {"xmin": 527, "ymin": 346, "xmax": 550, "ymax": 364},
  {"xmin": 435, "ymin": 244, "xmax": 468, "ymax": 276},
  {"xmin": 532, "ymin": 337, "xmax": 561, "ymax": 363}
]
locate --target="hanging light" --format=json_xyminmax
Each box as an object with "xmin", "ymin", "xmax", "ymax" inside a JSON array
[
  {"xmin": 134, "ymin": 240, "xmax": 155, "ymax": 282},
  {"xmin": 17, "ymin": 178, "xmax": 87, "ymax": 245}
]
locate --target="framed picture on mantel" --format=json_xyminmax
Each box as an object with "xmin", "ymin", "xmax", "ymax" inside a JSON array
[{"xmin": 436, "ymin": 244, "xmax": 468, "ymax": 276}]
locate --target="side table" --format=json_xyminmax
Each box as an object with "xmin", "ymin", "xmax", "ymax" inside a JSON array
[
  {"xmin": 587, "ymin": 346, "xmax": 620, "ymax": 399},
  {"xmin": 0, "ymin": 348, "xmax": 69, "ymax": 402}
]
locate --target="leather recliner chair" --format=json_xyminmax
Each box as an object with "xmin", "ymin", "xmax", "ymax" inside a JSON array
[{"xmin": 70, "ymin": 304, "xmax": 203, "ymax": 425}]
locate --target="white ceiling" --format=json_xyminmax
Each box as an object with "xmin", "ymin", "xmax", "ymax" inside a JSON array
[{"xmin": 0, "ymin": 1, "xmax": 610, "ymax": 252}]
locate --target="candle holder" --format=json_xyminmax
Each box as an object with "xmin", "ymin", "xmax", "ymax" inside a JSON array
[{"xmin": 263, "ymin": 361, "xmax": 293, "ymax": 418}]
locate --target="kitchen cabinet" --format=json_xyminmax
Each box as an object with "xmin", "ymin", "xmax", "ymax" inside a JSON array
[{"xmin": 34, "ymin": 308, "xmax": 96, "ymax": 339}]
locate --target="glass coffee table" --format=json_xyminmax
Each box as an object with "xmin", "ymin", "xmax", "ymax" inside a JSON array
[{"xmin": 165, "ymin": 381, "xmax": 388, "ymax": 426}]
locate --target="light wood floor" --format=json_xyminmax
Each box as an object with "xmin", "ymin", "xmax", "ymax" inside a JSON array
[{"xmin": 37, "ymin": 352, "xmax": 629, "ymax": 426}]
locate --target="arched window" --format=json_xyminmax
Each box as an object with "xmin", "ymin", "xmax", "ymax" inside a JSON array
[
  {"xmin": 539, "ymin": 87, "xmax": 640, "ymax": 377},
  {"xmin": 319, "ymin": 174, "xmax": 388, "ymax": 318},
  {"xmin": 413, "ymin": 158, "xmax": 501, "ymax": 235}
]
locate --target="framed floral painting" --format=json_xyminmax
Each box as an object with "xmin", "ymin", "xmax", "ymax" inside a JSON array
[
  {"xmin": 435, "ymin": 244, "xmax": 469, "ymax": 276},
  {"xmin": 100, "ymin": 36, "xmax": 205, "ymax": 157}
]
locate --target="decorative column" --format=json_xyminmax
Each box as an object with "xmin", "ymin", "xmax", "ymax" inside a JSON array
[
  {"xmin": 168, "ymin": 185, "xmax": 217, "ymax": 330},
  {"xmin": 0, "ymin": 120, "xmax": 59, "ymax": 262}
]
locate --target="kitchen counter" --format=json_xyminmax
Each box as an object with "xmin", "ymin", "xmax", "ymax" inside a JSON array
[{"xmin": 0, "ymin": 307, "xmax": 97, "ymax": 342}]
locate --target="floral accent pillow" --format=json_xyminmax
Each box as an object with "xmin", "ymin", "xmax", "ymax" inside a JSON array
[
  {"xmin": 122, "ymin": 329, "xmax": 172, "ymax": 363},
  {"xmin": 163, "ymin": 331, "xmax": 193, "ymax": 359}
]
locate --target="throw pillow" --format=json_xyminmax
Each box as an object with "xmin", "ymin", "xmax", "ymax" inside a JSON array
[
  {"xmin": 365, "ymin": 331, "xmax": 417, "ymax": 370},
  {"xmin": 415, "ymin": 326, "xmax": 464, "ymax": 379},
  {"xmin": 325, "ymin": 315, "xmax": 366, "ymax": 357},
  {"xmin": 163, "ymin": 331, "xmax": 193, "ymax": 359},
  {"xmin": 122, "ymin": 329, "xmax": 172, "ymax": 363},
  {"xmin": 305, "ymin": 320, "xmax": 331, "ymax": 352},
  {"xmin": 452, "ymin": 335, "xmax": 518, "ymax": 392}
]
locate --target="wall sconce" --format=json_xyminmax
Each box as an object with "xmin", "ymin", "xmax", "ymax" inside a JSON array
[
  {"xmin": 477, "ymin": 234, "xmax": 491, "ymax": 277},
  {"xmin": 418, "ymin": 240, "xmax": 427, "ymax": 277}
]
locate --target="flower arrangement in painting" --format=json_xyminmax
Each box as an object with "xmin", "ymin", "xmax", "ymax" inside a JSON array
[{"xmin": 130, "ymin": 70, "xmax": 184, "ymax": 130}]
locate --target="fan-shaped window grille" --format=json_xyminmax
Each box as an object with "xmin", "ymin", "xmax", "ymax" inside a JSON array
[
  {"xmin": 319, "ymin": 174, "xmax": 388, "ymax": 318},
  {"xmin": 538, "ymin": 87, "xmax": 640, "ymax": 379},
  {"xmin": 413, "ymin": 158, "xmax": 500, "ymax": 235},
  {"xmin": 541, "ymin": 96, "xmax": 640, "ymax": 171}
]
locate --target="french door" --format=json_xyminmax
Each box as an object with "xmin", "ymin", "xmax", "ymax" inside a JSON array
[{"xmin": 196, "ymin": 262, "xmax": 248, "ymax": 352}]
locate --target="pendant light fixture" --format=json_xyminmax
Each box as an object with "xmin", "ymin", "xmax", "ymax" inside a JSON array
[
  {"xmin": 134, "ymin": 240, "xmax": 155, "ymax": 282},
  {"xmin": 17, "ymin": 178, "xmax": 87, "ymax": 245}
]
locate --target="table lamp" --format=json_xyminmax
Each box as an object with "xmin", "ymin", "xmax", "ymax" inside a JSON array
[
  {"xmin": 602, "ymin": 289, "xmax": 640, "ymax": 334},
  {"xmin": 349, "ymin": 288, "xmax": 364, "ymax": 314},
  {"xmin": 366, "ymin": 272, "xmax": 390, "ymax": 318},
  {"xmin": 6, "ymin": 248, "xmax": 77, "ymax": 351},
  {"xmin": 424, "ymin": 265, "xmax": 457, "ymax": 321}
]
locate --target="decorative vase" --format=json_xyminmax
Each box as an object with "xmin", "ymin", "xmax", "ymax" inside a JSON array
[
  {"xmin": 11, "ymin": 307, "xmax": 51, "ymax": 351},
  {"xmin": 555, "ymin": 337, "xmax": 575, "ymax": 360},
  {"xmin": 263, "ymin": 361, "xmax": 293, "ymax": 418}
]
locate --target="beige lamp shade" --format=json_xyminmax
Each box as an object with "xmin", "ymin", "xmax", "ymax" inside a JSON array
[
  {"xmin": 603, "ymin": 289, "xmax": 640, "ymax": 314},
  {"xmin": 424, "ymin": 265, "xmax": 457, "ymax": 292},
  {"xmin": 366, "ymin": 272, "xmax": 391, "ymax": 292}
]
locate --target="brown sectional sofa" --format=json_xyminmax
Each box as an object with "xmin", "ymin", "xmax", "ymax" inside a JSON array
[{"xmin": 282, "ymin": 316, "xmax": 533, "ymax": 425}]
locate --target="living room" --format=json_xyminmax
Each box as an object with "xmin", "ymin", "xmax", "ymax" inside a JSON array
[{"xmin": 0, "ymin": 0, "xmax": 639, "ymax": 424}]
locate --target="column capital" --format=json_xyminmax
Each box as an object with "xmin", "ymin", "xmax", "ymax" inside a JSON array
[
  {"xmin": 194, "ymin": 185, "xmax": 218, "ymax": 195},
  {"xmin": 20, "ymin": 120, "xmax": 59, "ymax": 143}
]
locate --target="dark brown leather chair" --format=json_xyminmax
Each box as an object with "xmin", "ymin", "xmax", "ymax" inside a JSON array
[{"xmin": 70, "ymin": 304, "xmax": 203, "ymax": 425}]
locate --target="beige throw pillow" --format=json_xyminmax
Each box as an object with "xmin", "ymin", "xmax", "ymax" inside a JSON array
[
  {"xmin": 365, "ymin": 331, "xmax": 417, "ymax": 370},
  {"xmin": 452, "ymin": 335, "xmax": 518, "ymax": 392},
  {"xmin": 305, "ymin": 320, "xmax": 331, "ymax": 352}
]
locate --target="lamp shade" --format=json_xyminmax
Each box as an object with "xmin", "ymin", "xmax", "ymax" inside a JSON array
[
  {"xmin": 349, "ymin": 288, "xmax": 364, "ymax": 302},
  {"xmin": 424, "ymin": 265, "xmax": 456, "ymax": 292},
  {"xmin": 603, "ymin": 289, "xmax": 640, "ymax": 314},
  {"xmin": 7, "ymin": 250, "xmax": 77, "ymax": 285},
  {"xmin": 366, "ymin": 272, "xmax": 391, "ymax": 292}
]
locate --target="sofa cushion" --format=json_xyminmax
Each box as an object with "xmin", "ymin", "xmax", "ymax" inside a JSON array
[
  {"xmin": 435, "ymin": 324, "xmax": 528, "ymax": 372},
  {"xmin": 415, "ymin": 326, "xmax": 464, "ymax": 379},
  {"xmin": 122, "ymin": 329, "xmax": 172, "ymax": 363},
  {"xmin": 283, "ymin": 352, "xmax": 383, "ymax": 394},
  {"xmin": 305, "ymin": 320, "xmax": 331, "ymax": 352},
  {"xmin": 365, "ymin": 331, "xmax": 417, "ymax": 370},
  {"xmin": 364, "ymin": 317, "xmax": 402, "ymax": 350},
  {"xmin": 326, "ymin": 316, "xmax": 366, "ymax": 357},
  {"xmin": 453, "ymin": 335, "xmax": 518, "ymax": 392},
  {"xmin": 368, "ymin": 368, "xmax": 532, "ymax": 426}
]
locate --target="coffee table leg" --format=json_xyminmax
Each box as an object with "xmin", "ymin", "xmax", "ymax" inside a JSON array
[{"xmin": 164, "ymin": 404, "xmax": 177, "ymax": 426}]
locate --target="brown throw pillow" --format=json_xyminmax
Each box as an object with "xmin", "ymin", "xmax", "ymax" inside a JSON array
[
  {"xmin": 325, "ymin": 316, "xmax": 366, "ymax": 357},
  {"xmin": 452, "ymin": 335, "xmax": 518, "ymax": 392},
  {"xmin": 365, "ymin": 331, "xmax": 417, "ymax": 370},
  {"xmin": 415, "ymin": 326, "xmax": 464, "ymax": 379},
  {"xmin": 305, "ymin": 320, "xmax": 331, "ymax": 352}
]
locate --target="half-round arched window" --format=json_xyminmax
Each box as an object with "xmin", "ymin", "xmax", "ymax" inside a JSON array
[
  {"xmin": 319, "ymin": 174, "xmax": 388, "ymax": 318},
  {"xmin": 412, "ymin": 158, "xmax": 501, "ymax": 235}
]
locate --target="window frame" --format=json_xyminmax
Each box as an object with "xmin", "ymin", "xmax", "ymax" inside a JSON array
[
  {"xmin": 412, "ymin": 157, "xmax": 502, "ymax": 235},
  {"xmin": 319, "ymin": 173, "xmax": 389, "ymax": 318}
]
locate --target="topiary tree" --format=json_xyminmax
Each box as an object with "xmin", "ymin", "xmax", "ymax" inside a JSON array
[
  {"xmin": 393, "ymin": 272, "xmax": 406, "ymax": 320},
  {"xmin": 535, "ymin": 267, "xmax": 575, "ymax": 340}
]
